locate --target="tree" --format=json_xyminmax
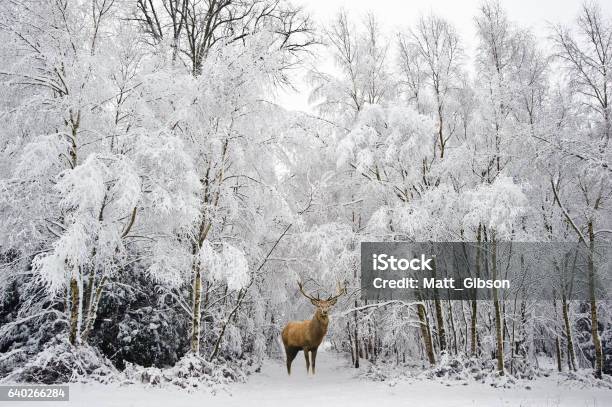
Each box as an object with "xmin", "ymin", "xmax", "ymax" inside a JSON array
[
  {"xmin": 310, "ymin": 11, "xmax": 394, "ymax": 121},
  {"xmin": 0, "ymin": 0, "xmax": 200, "ymax": 346},
  {"xmin": 133, "ymin": 0, "xmax": 314, "ymax": 356},
  {"xmin": 550, "ymin": 1, "xmax": 612, "ymax": 379},
  {"xmin": 462, "ymin": 176, "xmax": 528, "ymax": 375},
  {"xmin": 400, "ymin": 14, "xmax": 463, "ymax": 158},
  {"xmin": 134, "ymin": 0, "xmax": 315, "ymax": 76}
]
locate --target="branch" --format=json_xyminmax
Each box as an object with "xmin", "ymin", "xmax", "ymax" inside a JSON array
[
  {"xmin": 208, "ymin": 221, "xmax": 293, "ymax": 359},
  {"xmin": 336, "ymin": 300, "xmax": 421, "ymax": 316},
  {"xmin": 121, "ymin": 207, "xmax": 138, "ymax": 238},
  {"xmin": 550, "ymin": 176, "xmax": 588, "ymax": 247}
]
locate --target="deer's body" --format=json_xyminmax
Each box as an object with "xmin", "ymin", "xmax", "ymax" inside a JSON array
[
  {"xmin": 282, "ymin": 281, "xmax": 345, "ymax": 375},
  {"xmin": 282, "ymin": 309, "xmax": 329, "ymax": 349}
]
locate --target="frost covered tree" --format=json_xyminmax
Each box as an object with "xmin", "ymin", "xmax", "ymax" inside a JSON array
[
  {"xmin": 131, "ymin": 0, "xmax": 315, "ymax": 357},
  {"xmin": 398, "ymin": 14, "xmax": 463, "ymax": 159},
  {"xmin": 548, "ymin": 1, "xmax": 612, "ymax": 378},
  {"xmin": 310, "ymin": 11, "xmax": 394, "ymax": 121},
  {"xmin": 0, "ymin": 0, "xmax": 199, "ymax": 348}
]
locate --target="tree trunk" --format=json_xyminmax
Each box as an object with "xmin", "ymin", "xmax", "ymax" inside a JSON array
[
  {"xmin": 353, "ymin": 240, "xmax": 360, "ymax": 368},
  {"xmin": 68, "ymin": 274, "xmax": 80, "ymax": 346},
  {"xmin": 470, "ymin": 300, "xmax": 478, "ymax": 356},
  {"xmin": 555, "ymin": 336, "xmax": 563, "ymax": 372},
  {"xmin": 67, "ymin": 112, "xmax": 81, "ymax": 346},
  {"xmin": 189, "ymin": 140, "xmax": 227, "ymax": 354},
  {"xmin": 461, "ymin": 301, "xmax": 469, "ymax": 353},
  {"xmin": 190, "ymin": 263, "xmax": 202, "ymax": 354},
  {"xmin": 588, "ymin": 221, "xmax": 603, "ymax": 379},
  {"xmin": 447, "ymin": 300, "xmax": 458, "ymax": 354},
  {"xmin": 553, "ymin": 292, "xmax": 563, "ymax": 372},
  {"xmin": 437, "ymin": 98, "xmax": 445, "ymax": 158},
  {"xmin": 417, "ymin": 301, "xmax": 436, "ymax": 365},
  {"xmin": 431, "ymin": 258, "xmax": 446, "ymax": 352},
  {"xmin": 353, "ymin": 304, "xmax": 360, "ymax": 368},
  {"xmin": 347, "ymin": 322, "xmax": 355, "ymax": 366},
  {"xmin": 491, "ymin": 237, "xmax": 504, "ymax": 375},
  {"xmin": 471, "ymin": 225, "xmax": 482, "ymax": 355},
  {"xmin": 562, "ymin": 294, "xmax": 577, "ymax": 371},
  {"xmin": 434, "ymin": 298, "xmax": 446, "ymax": 352},
  {"xmin": 80, "ymin": 276, "xmax": 107, "ymax": 341}
]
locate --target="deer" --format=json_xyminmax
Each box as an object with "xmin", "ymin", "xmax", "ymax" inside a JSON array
[{"xmin": 281, "ymin": 280, "xmax": 346, "ymax": 375}]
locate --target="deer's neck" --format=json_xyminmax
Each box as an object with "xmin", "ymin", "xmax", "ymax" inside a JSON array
[{"xmin": 310, "ymin": 309, "xmax": 329, "ymax": 339}]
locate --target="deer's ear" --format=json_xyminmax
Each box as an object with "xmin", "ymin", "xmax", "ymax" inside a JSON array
[
  {"xmin": 310, "ymin": 298, "xmax": 319, "ymax": 306},
  {"xmin": 328, "ymin": 298, "xmax": 338, "ymax": 306}
]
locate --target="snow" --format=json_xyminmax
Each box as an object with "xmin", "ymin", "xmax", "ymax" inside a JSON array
[{"xmin": 11, "ymin": 349, "xmax": 612, "ymax": 407}]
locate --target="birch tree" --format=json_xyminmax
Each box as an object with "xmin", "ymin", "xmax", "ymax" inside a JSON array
[
  {"xmin": 0, "ymin": 0, "xmax": 199, "ymax": 346},
  {"xmin": 550, "ymin": 1, "xmax": 612, "ymax": 379},
  {"xmin": 400, "ymin": 14, "xmax": 463, "ymax": 159}
]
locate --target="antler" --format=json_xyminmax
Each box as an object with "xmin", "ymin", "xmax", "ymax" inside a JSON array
[
  {"xmin": 298, "ymin": 280, "xmax": 346, "ymax": 303},
  {"xmin": 326, "ymin": 281, "xmax": 347, "ymax": 302},
  {"xmin": 297, "ymin": 280, "xmax": 321, "ymax": 302}
]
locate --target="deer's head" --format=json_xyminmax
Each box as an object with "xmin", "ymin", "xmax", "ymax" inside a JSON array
[{"xmin": 297, "ymin": 280, "xmax": 346, "ymax": 318}]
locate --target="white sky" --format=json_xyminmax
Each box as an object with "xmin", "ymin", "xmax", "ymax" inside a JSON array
[{"xmin": 274, "ymin": 0, "xmax": 612, "ymax": 112}]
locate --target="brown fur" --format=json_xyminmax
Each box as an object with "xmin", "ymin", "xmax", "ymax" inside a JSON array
[{"xmin": 281, "ymin": 299, "xmax": 336, "ymax": 375}]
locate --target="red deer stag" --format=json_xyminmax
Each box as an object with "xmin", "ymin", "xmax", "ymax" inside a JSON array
[{"xmin": 282, "ymin": 281, "xmax": 346, "ymax": 375}]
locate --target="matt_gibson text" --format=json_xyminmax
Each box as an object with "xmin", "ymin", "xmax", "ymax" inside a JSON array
[
  {"xmin": 372, "ymin": 277, "xmax": 510, "ymax": 290},
  {"xmin": 370, "ymin": 253, "xmax": 511, "ymax": 291}
]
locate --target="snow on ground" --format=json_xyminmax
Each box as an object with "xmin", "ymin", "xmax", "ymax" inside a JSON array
[{"xmin": 10, "ymin": 349, "xmax": 612, "ymax": 407}]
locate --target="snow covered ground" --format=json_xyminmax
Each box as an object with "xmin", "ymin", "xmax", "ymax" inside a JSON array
[{"xmin": 9, "ymin": 348, "xmax": 612, "ymax": 407}]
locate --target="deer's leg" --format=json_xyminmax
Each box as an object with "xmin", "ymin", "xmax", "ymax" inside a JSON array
[
  {"xmin": 311, "ymin": 348, "xmax": 318, "ymax": 375},
  {"xmin": 304, "ymin": 348, "xmax": 310, "ymax": 374},
  {"xmin": 286, "ymin": 347, "xmax": 298, "ymax": 375}
]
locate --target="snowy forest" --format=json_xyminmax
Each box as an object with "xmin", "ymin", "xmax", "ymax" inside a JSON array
[{"xmin": 0, "ymin": 0, "xmax": 611, "ymax": 405}]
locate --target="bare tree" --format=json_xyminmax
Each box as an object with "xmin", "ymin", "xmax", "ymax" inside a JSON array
[
  {"xmin": 474, "ymin": 0, "xmax": 522, "ymax": 180},
  {"xmin": 312, "ymin": 11, "xmax": 392, "ymax": 117},
  {"xmin": 552, "ymin": 1, "xmax": 611, "ymax": 151},
  {"xmin": 397, "ymin": 33, "xmax": 426, "ymax": 113},
  {"xmin": 403, "ymin": 14, "xmax": 463, "ymax": 158},
  {"xmin": 134, "ymin": 0, "xmax": 315, "ymax": 75}
]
